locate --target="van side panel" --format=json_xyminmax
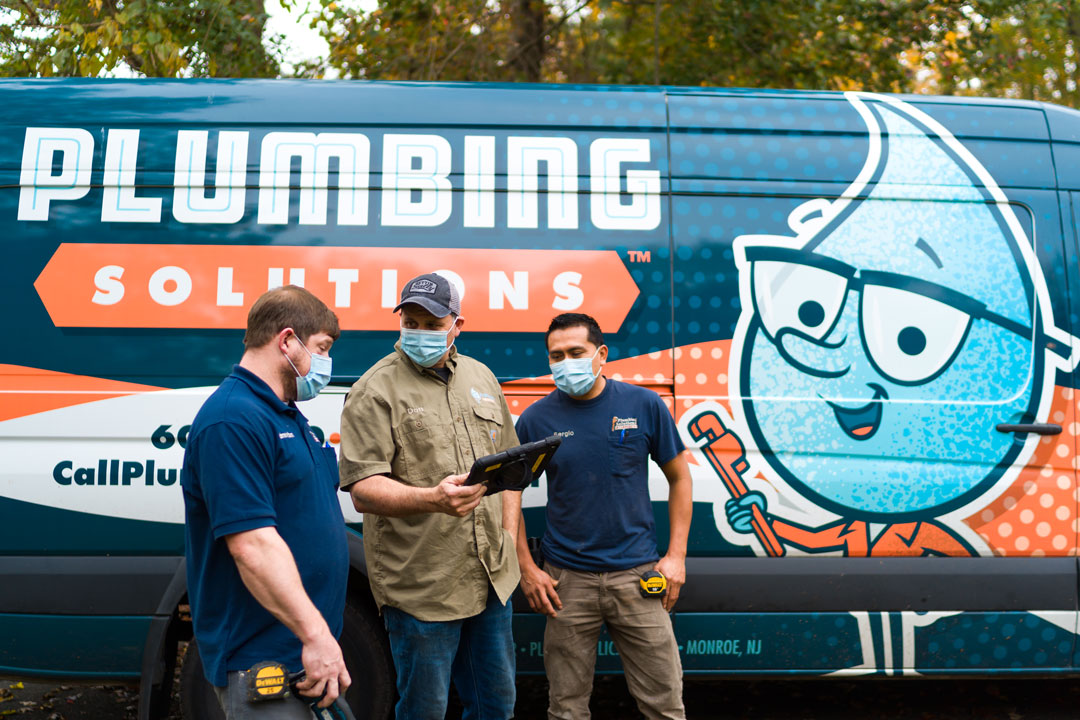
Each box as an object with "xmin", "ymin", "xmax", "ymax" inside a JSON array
[
  {"xmin": 667, "ymin": 91, "xmax": 1079, "ymax": 674},
  {"xmin": 0, "ymin": 615, "xmax": 149, "ymax": 677},
  {"xmin": 4, "ymin": 80, "xmax": 1080, "ymax": 684}
]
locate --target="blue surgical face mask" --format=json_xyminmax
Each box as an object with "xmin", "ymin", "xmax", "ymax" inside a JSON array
[
  {"xmin": 400, "ymin": 326, "xmax": 455, "ymax": 368},
  {"xmin": 550, "ymin": 348, "xmax": 601, "ymax": 397},
  {"xmin": 284, "ymin": 338, "xmax": 332, "ymax": 402}
]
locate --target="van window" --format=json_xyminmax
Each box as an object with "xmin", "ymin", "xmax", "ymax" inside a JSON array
[{"xmin": 668, "ymin": 92, "xmax": 1040, "ymax": 406}]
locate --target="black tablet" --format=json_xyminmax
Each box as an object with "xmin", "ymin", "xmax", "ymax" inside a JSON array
[{"xmin": 465, "ymin": 435, "xmax": 562, "ymax": 494}]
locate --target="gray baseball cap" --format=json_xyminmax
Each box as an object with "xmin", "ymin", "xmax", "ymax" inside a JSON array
[{"xmin": 393, "ymin": 272, "xmax": 462, "ymax": 318}]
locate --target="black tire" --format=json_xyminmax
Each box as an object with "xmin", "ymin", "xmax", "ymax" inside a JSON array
[
  {"xmin": 179, "ymin": 601, "xmax": 395, "ymax": 720},
  {"xmin": 340, "ymin": 600, "xmax": 396, "ymax": 720},
  {"xmin": 179, "ymin": 639, "xmax": 225, "ymax": 720}
]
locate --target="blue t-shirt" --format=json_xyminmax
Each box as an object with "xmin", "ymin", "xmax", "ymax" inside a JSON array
[
  {"xmin": 515, "ymin": 378, "xmax": 685, "ymax": 572},
  {"xmin": 181, "ymin": 366, "xmax": 348, "ymax": 687}
]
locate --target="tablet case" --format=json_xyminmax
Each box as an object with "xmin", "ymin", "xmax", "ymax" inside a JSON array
[{"xmin": 465, "ymin": 435, "xmax": 562, "ymax": 494}]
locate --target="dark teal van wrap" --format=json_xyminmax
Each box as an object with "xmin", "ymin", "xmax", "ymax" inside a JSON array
[{"xmin": 4, "ymin": 79, "xmax": 1080, "ymax": 718}]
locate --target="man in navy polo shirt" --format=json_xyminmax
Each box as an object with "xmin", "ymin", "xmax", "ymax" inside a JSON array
[
  {"xmin": 182, "ymin": 286, "xmax": 350, "ymax": 718},
  {"xmin": 514, "ymin": 313, "xmax": 692, "ymax": 720}
]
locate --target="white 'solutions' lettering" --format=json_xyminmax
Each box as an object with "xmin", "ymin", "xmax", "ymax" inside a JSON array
[{"xmin": 17, "ymin": 128, "xmax": 662, "ymax": 231}]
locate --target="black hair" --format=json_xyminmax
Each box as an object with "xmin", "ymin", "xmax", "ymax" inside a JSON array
[{"xmin": 545, "ymin": 313, "xmax": 604, "ymax": 348}]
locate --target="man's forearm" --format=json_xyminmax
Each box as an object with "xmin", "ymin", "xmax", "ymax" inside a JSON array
[
  {"xmin": 227, "ymin": 527, "xmax": 330, "ymax": 644},
  {"xmin": 502, "ymin": 489, "xmax": 522, "ymax": 542},
  {"xmin": 662, "ymin": 454, "xmax": 693, "ymax": 557},
  {"xmin": 347, "ymin": 474, "xmax": 437, "ymax": 516},
  {"xmin": 514, "ymin": 510, "xmax": 533, "ymax": 563}
]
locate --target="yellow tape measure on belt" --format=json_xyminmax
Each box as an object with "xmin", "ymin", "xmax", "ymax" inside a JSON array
[{"xmin": 248, "ymin": 661, "xmax": 290, "ymax": 701}]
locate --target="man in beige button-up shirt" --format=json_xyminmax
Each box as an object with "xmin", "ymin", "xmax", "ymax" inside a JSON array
[{"xmin": 339, "ymin": 272, "xmax": 521, "ymax": 720}]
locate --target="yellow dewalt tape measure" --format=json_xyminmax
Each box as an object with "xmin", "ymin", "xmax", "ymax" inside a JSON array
[
  {"xmin": 247, "ymin": 661, "xmax": 290, "ymax": 701},
  {"xmin": 639, "ymin": 570, "xmax": 667, "ymax": 598}
]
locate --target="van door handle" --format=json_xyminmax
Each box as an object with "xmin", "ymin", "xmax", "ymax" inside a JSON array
[{"xmin": 996, "ymin": 423, "xmax": 1061, "ymax": 436}]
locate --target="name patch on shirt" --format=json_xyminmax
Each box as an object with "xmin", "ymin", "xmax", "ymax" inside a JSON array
[
  {"xmin": 611, "ymin": 416, "xmax": 638, "ymax": 432},
  {"xmin": 278, "ymin": 431, "xmax": 295, "ymax": 439}
]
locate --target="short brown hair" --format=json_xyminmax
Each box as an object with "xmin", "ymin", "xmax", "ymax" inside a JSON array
[{"xmin": 243, "ymin": 286, "xmax": 340, "ymax": 349}]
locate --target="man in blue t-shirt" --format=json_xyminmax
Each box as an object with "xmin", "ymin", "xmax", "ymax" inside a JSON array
[
  {"xmin": 182, "ymin": 286, "xmax": 350, "ymax": 719},
  {"xmin": 514, "ymin": 313, "xmax": 692, "ymax": 720}
]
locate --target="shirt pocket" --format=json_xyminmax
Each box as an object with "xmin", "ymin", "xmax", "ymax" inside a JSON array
[
  {"xmin": 470, "ymin": 403, "xmax": 504, "ymax": 455},
  {"xmin": 608, "ymin": 431, "xmax": 648, "ymax": 479},
  {"xmin": 397, "ymin": 419, "xmax": 456, "ymax": 485},
  {"xmin": 275, "ymin": 437, "xmax": 313, "ymax": 490}
]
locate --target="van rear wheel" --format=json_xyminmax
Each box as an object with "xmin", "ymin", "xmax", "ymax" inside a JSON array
[
  {"xmin": 178, "ymin": 640, "xmax": 224, "ymax": 720},
  {"xmin": 340, "ymin": 600, "xmax": 396, "ymax": 719},
  {"xmin": 179, "ymin": 600, "xmax": 395, "ymax": 720}
]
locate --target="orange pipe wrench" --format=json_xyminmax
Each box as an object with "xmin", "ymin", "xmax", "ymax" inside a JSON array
[{"xmin": 688, "ymin": 410, "xmax": 785, "ymax": 557}]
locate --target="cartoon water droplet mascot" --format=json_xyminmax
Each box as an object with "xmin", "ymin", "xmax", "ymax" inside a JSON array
[{"xmin": 704, "ymin": 92, "xmax": 1078, "ymax": 557}]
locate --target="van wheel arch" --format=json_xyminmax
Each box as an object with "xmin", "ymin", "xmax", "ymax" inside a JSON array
[{"xmin": 138, "ymin": 559, "xmax": 190, "ymax": 720}]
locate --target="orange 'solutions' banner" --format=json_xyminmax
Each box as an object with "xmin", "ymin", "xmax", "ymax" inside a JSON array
[{"xmin": 34, "ymin": 244, "xmax": 640, "ymax": 333}]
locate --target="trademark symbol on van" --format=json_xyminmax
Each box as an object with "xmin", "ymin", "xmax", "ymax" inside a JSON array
[{"xmin": 628, "ymin": 250, "xmax": 651, "ymax": 263}]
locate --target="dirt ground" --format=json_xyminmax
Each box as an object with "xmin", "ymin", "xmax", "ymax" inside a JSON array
[{"xmin": 4, "ymin": 672, "xmax": 1080, "ymax": 719}]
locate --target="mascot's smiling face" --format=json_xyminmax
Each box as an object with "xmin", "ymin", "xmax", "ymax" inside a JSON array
[{"xmin": 735, "ymin": 96, "xmax": 1043, "ymax": 520}]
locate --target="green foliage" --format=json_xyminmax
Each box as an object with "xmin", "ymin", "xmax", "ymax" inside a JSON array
[
  {"xmin": 315, "ymin": 0, "xmax": 568, "ymax": 81},
  {"xmin": 0, "ymin": 0, "xmax": 286, "ymax": 77},
  {"xmin": 313, "ymin": 0, "xmax": 970, "ymax": 91},
  {"xmin": 941, "ymin": 1, "xmax": 1080, "ymax": 106},
  {"xmin": 3, "ymin": 0, "xmax": 1080, "ymax": 110},
  {"xmin": 310, "ymin": 0, "xmax": 1080, "ymax": 108},
  {"xmin": 585, "ymin": 1, "xmax": 969, "ymax": 90}
]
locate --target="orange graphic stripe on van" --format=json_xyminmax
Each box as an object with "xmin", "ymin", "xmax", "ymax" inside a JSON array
[
  {"xmin": 967, "ymin": 385, "xmax": 1079, "ymax": 558},
  {"xmin": 0, "ymin": 365, "xmax": 162, "ymax": 423},
  {"xmin": 34, "ymin": 244, "xmax": 640, "ymax": 333}
]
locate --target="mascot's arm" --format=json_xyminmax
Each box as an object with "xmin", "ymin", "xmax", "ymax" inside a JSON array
[
  {"xmin": 873, "ymin": 522, "xmax": 977, "ymax": 557},
  {"xmin": 771, "ymin": 518, "xmax": 870, "ymax": 556}
]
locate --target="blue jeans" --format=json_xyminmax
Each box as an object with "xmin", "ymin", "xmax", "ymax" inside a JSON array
[{"xmin": 382, "ymin": 586, "xmax": 515, "ymax": 720}]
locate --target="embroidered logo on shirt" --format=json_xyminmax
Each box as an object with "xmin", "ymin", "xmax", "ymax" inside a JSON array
[
  {"xmin": 410, "ymin": 279, "xmax": 438, "ymax": 294},
  {"xmin": 470, "ymin": 387, "xmax": 497, "ymax": 405},
  {"xmin": 278, "ymin": 432, "xmax": 295, "ymax": 439},
  {"xmin": 611, "ymin": 416, "xmax": 638, "ymax": 432},
  {"xmin": 407, "ymin": 406, "xmax": 425, "ymax": 415},
  {"xmin": 553, "ymin": 430, "xmax": 575, "ymax": 438}
]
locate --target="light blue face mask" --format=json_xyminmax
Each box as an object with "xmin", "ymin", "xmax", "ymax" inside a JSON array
[
  {"xmin": 284, "ymin": 338, "xmax": 332, "ymax": 402},
  {"xmin": 550, "ymin": 348, "xmax": 601, "ymax": 397},
  {"xmin": 400, "ymin": 326, "xmax": 454, "ymax": 368}
]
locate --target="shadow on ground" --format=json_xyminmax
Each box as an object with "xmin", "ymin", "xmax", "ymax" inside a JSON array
[{"xmin": 5, "ymin": 671, "xmax": 1080, "ymax": 719}]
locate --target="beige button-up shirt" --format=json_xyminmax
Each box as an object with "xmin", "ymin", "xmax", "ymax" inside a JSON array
[{"xmin": 339, "ymin": 344, "xmax": 520, "ymax": 621}]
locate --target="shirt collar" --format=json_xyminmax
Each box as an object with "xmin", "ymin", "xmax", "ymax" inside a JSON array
[{"xmin": 230, "ymin": 365, "xmax": 297, "ymax": 415}]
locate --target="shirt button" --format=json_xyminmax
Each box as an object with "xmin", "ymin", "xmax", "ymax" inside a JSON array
[
  {"xmin": 415, "ymin": 421, "xmax": 423, "ymax": 428},
  {"xmin": 456, "ymin": 417, "xmax": 463, "ymax": 423}
]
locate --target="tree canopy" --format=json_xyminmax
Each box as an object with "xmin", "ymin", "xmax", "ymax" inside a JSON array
[
  {"xmin": 1, "ymin": 0, "xmax": 1078, "ymax": 109},
  {"xmin": 0, "ymin": 0, "xmax": 284, "ymax": 77}
]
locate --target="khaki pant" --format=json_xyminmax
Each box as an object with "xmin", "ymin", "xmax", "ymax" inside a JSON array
[{"xmin": 543, "ymin": 563, "xmax": 685, "ymax": 720}]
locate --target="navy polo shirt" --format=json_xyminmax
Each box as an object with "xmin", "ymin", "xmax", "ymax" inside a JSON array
[
  {"xmin": 181, "ymin": 366, "xmax": 347, "ymax": 687},
  {"xmin": 515, "ymin": 378, "xmax": 685, "ymax": 572}
]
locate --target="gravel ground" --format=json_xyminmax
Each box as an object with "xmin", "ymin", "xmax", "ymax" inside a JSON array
[{"xmin": 5, "ymin": 671, "xmax": 1080, "ymax": 719}]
